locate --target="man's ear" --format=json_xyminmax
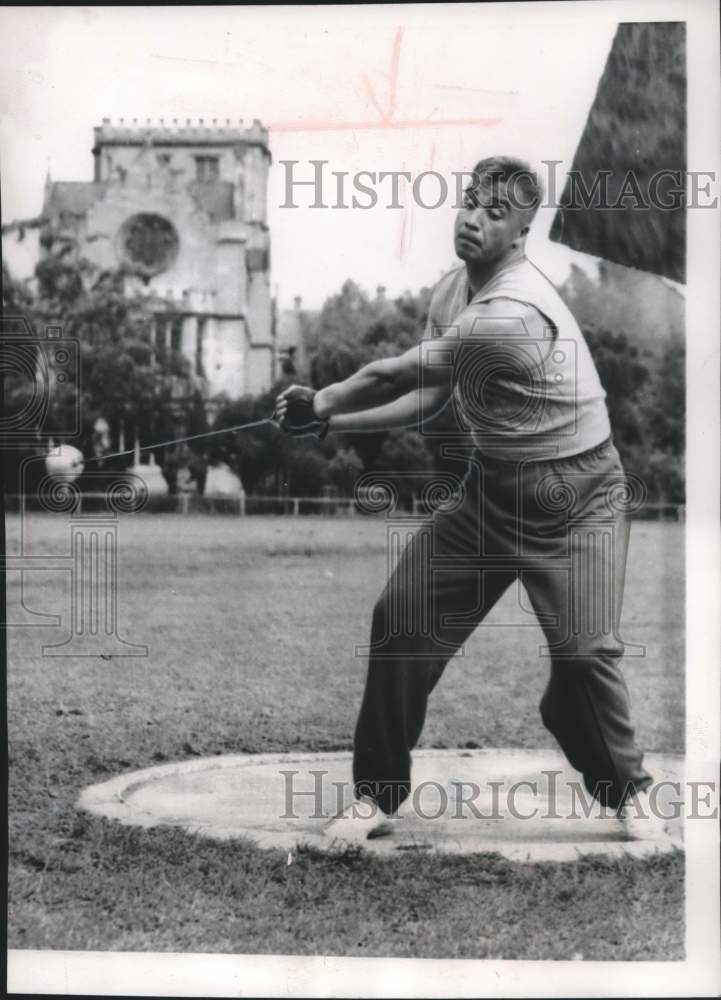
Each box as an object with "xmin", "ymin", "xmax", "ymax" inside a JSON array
[{"xmin": 511, "ymin": 224, "xmax": 529, "ymax": 249}]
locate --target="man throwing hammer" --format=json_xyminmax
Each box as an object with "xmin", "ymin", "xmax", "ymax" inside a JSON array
[{"xmin": 275, "ymin": 156, "xmax": 663, "ymax": 843}]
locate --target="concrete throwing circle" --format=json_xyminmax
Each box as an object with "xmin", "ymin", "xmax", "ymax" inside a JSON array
[{"xmin": 77, "ymin": 749, "xmax": 684, "ymax": 862}]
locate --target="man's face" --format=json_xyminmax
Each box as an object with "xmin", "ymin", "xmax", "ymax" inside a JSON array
[{"xmin": 454, "ymin": 178, "xmax": 529, "ymax": 265}]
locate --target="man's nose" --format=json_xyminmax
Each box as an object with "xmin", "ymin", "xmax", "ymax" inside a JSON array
[{"xmin": 463, "ymin": 208, "xmax": 483, "ymax": 228}]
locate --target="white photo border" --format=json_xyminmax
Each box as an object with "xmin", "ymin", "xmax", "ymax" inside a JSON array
[{"xmin": 5, "ymin": 0, "xmax": 720, "ymax": 996}]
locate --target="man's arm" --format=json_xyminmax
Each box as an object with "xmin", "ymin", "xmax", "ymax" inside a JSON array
[
  {"xmin": 311, "ymin": 344, "xmax": 435, "ymax": 418},
  {"xmin": 308, "ymin": 300, "xmax": 550, "ymax": 420},
  {"xmin": 275, "ymin": 301, "xmax": 544, "ymax": 432},
  {"xmin": 274, "ymin": 342, "xmax": 449, "ymax": 429},
  {"xmin": 328, "ymin": 383, "xmax": 450, "ymax": 433}
]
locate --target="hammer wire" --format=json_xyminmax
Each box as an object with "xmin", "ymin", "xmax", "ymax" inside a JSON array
[{"xmin": 83, "ymin": 416, "xmax": 278, "ymax": 465}]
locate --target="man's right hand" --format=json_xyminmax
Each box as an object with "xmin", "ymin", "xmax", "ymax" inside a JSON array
[{"xmin": 274, "ymin": 385, "xmax": 329, "ymax": 438}]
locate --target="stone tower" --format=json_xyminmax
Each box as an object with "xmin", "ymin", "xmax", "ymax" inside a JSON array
[{"xmin": 41, "ymin": 118, "xmax": 274, "ymax": 399}]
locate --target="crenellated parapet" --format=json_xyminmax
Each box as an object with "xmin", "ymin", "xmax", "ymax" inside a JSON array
[{"xmin": 93, "ymin": 118, "xmax": 269, "ymax": 150}]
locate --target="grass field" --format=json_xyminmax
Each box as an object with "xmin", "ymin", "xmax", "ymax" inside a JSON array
[{"xmin": 7, "ymin": 513, "xmax": 685, "ymax": 959}]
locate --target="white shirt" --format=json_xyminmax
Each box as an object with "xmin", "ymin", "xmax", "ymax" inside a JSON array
[{"xmin": 425, "ymin": 257, "xmax": 611, "ymax": 459}]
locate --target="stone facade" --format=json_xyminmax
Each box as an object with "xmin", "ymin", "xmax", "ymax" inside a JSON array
[
  {"xmin": 42, "ymin": 119, "xmax": 274, "ymax": 399},
  {"xmin": 274, "ymin": 296, "xmax": 312, "ymax": 381}
]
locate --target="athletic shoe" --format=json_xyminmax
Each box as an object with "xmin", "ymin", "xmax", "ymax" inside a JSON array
[
  {"xmin": 323, "ymin": 795, "xmax": 397, "ymax": 843},
  {"xmin": 616, "ymin": 788, "xmax": 669, "ymax": 841}
]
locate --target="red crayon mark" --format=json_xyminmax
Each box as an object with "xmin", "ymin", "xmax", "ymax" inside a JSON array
[
  {"xmin": 397, "ymin": 142, "xmax": 438, "ymax": 260},
  {"xmin": 361, "ymin": 25, "xmax": 403, "ymax": 124},
  {"xmin": 267, "ymin": 28, "xmax": 503, "ymax": 135},
  {"xmin": 433, "ymin": 83, "xmax": 519, "ymax": 96},
  {"xmin": 267, "ymin": 116, "xmax": 502, "ymax": 133},
  {"xmin": 268, "ymin": 117, "xmax": 503, "ymax": 132},
  {"xmin": 398, "ymin": 157, "xmax": 408, "ymax": 260},
  {"xmin": 153, "ymin": 29, "xmax": 513, "ymax": 134}
]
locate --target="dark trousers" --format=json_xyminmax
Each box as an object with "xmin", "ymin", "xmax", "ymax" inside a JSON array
[{"xmin": 353, "ymin": 439, "xmax": 653, "ymax": 814}]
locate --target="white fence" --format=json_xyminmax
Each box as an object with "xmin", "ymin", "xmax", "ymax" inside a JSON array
[{"xmin": 5, "ymin": 492, "xmax": 686, "ymax": 520}]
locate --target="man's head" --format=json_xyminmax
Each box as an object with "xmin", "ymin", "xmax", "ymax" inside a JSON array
[{"xmin": 454, "ymin": 156, "xmax": 542, "ymax": 265}]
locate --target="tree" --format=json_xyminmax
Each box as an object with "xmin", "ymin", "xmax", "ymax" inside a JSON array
[
  {"xmin": 649, "ymin": 332, "xmax": 685, "ymax": 456},
  {"xmin": 305, "ymin": 280, "xmax": 432, "ymax": 387},
  {"xmin": 305, "ymin": 280, "xmax": 378, "ymax": 387},
  {"xmin": 206, "ymin": 390, "xmax": 279, "ymax": 495},
  {"xmin": 208, "ymin": 381, "xmax": 341, "ymax": 497},
  {"xmin": 2, "ymin": 264, "xmax": 52, "ymax": 492},
  {"xmin": 583, "ymin": 327, "xmax": 651, "ymax": 448},
  {"xmin": 327, "ymin": 446, "xmax": 364, "ymax": 496},
  {"xmin": 2, "ymin": 234, "xmax": 208, "ymax": 494},
  {"xmin": 560, "ymin": 261, "xmax": 684, "ymax": 352},
  {"xmin": 302, "ymin": 280, "xmax": 434, "ymax": 475},
  {"xmin": 205, "ymin": 281, "xmax": 436, "ymax": 499},
  {"xmin": 283, "ymin": 442, "xmax": 331, "ymax": 497},
  {"xmin": 373, "ymin": 429, "xmax": 435, "ymax": 511},
  {"xmin": 560, "ymin": 263, "xmax": 685, "ymax": 505}
]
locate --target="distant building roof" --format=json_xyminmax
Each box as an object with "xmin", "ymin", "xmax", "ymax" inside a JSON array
[
  {"xmin": 44, "ymin": 181, "xmax": 106, "ymax": 216},
  {"xmin": 276, "ymin": 303, "xmax": 306, "ymax": 351}
]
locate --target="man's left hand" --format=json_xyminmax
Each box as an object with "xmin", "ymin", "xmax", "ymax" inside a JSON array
[{"xmin": 274, "ymin": 385, "xmax": 329, "ymax": 438}]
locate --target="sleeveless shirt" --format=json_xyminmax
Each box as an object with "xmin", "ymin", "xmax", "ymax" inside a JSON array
[{"xmin": 426, "ymin": 256, "xmax": 611, "ymax": 459}]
